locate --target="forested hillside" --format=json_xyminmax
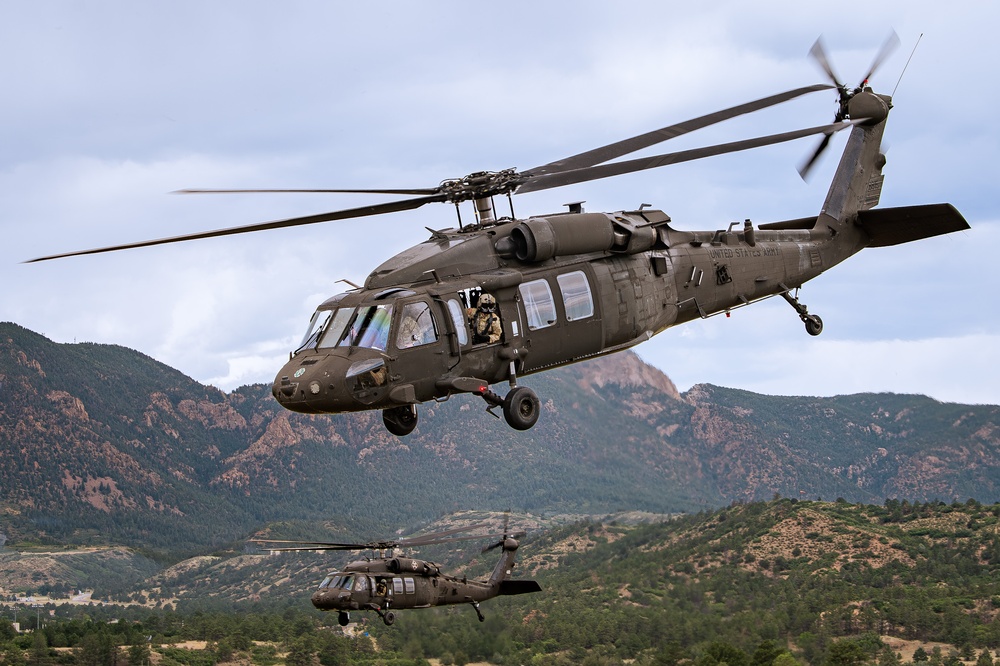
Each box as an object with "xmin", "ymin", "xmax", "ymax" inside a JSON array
[
  {"xmin": 7, "ymin": 499, "xmax": 1000, "ymax": 666},
  {"xmin": 3, "ymin": 321, "xmax": 1000, "ymax": 563}
]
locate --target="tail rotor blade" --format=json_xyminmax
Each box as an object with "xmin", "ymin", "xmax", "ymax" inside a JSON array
[
  {"xmin": 797, "ymin": 131, "xmax": 834, "ymax": 180},
  {"xmin": 809, "ymin": 37, "xmax": 844, "ymax": 91},
  {"xmin": 859, "ymin": 30, "xmax": 901, "ymax": 88}
]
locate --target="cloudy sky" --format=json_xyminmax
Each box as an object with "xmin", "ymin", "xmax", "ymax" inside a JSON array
[{"xmin": 3, "ymin": 1, "xmax": 998, "ymax": 406}]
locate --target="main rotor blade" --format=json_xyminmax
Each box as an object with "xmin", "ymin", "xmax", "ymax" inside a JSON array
[
  {"xmin": 516, "ymin": 119, "xmax": 862, "ymax": 195},
  {"xmin": 176, "ymin": 187, "xmax": 441, "ymax": 196},
  {"xmin": 25, "ymin": 194, "xmax": 445, "ymax": 263},
  {"xmin": 251, "ymin": 539, "xmax": 374, "ymax": 551},
  {"xmin": 522, "ymin": 84, "xmax": 835, "ymax": 177},
  {"xmin": 401, "ymin": 531, "xmax": 507, "ymax": 548},
  {"xmin": 397, "ymin": 522, "xmax": 491, "ymax": 546},
  {"xmin": 250, "ymin": 522, "xmax": 497, "ymax": 552},
  {"xmin": 859, "ymin": 30, "xmax": 901, "ymax": 87}
]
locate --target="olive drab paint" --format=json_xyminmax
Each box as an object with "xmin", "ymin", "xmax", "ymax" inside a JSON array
[{"xmin": 255, "ymin": 522, "xmax": 540, "ymax": 627}]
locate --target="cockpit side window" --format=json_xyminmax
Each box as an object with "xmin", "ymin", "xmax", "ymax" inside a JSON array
[
  {"xmin": 396, "ymin": 301, "xmax": 438, "ymax": 350},
  {"xmin": 341, "ymin": 575, "xmax": 354, "ymax": 591}
]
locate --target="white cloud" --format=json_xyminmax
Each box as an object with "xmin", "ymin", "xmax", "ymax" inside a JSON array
[{"xmin": 2, "ymin": 0, "xmax": 998, "ymax": 407}]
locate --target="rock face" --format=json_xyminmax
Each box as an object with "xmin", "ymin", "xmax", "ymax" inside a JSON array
[
  {"xmin": 2, "ymin": 320, "xmax": 1000, "ymax": 556},
  {"xmin": 572, "ymin": 351, "xmax": 681, "ymax": 401}
]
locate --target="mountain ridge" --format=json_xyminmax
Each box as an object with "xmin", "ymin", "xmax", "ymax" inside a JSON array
[{"xmin": 3, "ymin": 321, "xmax": 1000, "ymax": 559}]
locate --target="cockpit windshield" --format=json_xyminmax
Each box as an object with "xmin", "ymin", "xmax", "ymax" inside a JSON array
[{"xmin": 298, "ymin": 305, "xmax": 394, "ymax": 353}]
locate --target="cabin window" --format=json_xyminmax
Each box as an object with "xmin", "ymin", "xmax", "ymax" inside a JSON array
[
  {"xmin": 392, "ymin": 578, "xmax": 404, "ymax": 595},
  {"xmin": 557, "ymin": 271, "xmax": 594, "ymax": 321},
  {"xmin": 317, "ymin": 309, "xmax": 354, "ymax": 349},
  {"xmin": 447, "ymin": 299, "xmax": 469, "ymax": 346},
  {"xmin": 396, "ymin": 301, "xmax": 438, "ymax": 349},
  {"xmin": 519, "ymin": 279, "xmax": 556, "ymax": 330},
  {"xmin": 404, "ymin": 578, "xmax": 415, "ymax": 594}
]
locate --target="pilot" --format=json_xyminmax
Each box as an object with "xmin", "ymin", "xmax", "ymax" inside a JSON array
[
  {"xmin": 397, "ymin": 303, "xmax": 435, "ymax": 349},
  {"xmin": 397, "ymin": 313, "xmax": 422, "ymax": 349},
  {"xmin": 470, "ymin": 293, "xmax": 502, "ymax": 344}
]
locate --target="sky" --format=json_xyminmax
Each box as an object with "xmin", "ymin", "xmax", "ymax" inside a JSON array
[{"xmin": 2, "ymin": 1, "xmax": 998, "ymax": 406}]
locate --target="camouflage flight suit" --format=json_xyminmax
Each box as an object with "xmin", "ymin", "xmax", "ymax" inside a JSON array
[{"xmin": 470, "ymin": 293, "xmax": 502, "ymax": 344}]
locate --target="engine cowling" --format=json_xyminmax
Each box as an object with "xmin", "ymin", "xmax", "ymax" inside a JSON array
[
  {"xmin": 503, "ymin": 213, "xmax": 617, "ymax": 263},
  {"xmin": 388, "ymin": 557, "xmax": 439, "ymax": 575}
]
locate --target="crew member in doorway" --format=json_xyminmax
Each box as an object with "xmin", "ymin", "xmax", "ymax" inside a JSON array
[{"xmin": 470, "ymin": 293, "xmax": 502, "ymax": 344}]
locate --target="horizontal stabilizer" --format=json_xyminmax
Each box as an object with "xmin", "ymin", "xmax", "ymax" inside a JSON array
[
  {"xmin": 857, "ymin": 204, "xmax": 970, "ymax": 247},
  {"xmin": 499, "ymin": 579, "xmax": 542, "ymax": 596}
]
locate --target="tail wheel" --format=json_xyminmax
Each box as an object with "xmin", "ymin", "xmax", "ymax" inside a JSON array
[
  {"xmin": 503, "ymin": 386, "xmax": 540, "ymax": 431},
  {"xmin": 383, "ymin": 405, "xmax": 418, "ymax": 436}
]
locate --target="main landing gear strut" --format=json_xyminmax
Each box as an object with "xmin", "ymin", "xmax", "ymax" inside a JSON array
[
  {"xmin": 382, "ymin": 362, "xmax": 541, "ymax": 436},
  {"xmin": 477, "ymin": 362, "xmax": 540, "ymax": 431},
  {"xmin": 780, "ymin": 287, "xmax": 824, "ymax": 336}
]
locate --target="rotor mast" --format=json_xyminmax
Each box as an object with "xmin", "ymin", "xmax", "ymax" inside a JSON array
[{"xmin": 474, "ymin": 196, "xmax": 495, "ymax": 223}]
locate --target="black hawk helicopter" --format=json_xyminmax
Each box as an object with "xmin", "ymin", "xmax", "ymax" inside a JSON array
[
  {"xmin": 254, "ymin": 521, "xmax": 540, "ymax": 627},
  {"xmin": 29, "ymin": 37, "xmax": 969, "ymax": 436}
]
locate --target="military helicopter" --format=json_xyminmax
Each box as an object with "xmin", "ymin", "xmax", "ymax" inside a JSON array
[
  {"xmin": 254, "ymin": 521, "xmax": 540, "ymax": 627},
  {"xmin": 29, "ymin": 37, "xmax": 969, "ymax": 436}
]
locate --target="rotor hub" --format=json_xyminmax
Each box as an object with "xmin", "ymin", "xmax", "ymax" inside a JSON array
[{"xmin": 438, "ymin": 168, "xmax": 521, "ymax": 203}]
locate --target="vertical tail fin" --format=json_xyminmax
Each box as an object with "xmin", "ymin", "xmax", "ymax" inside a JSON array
[{"xmin": 487, "ymin": 537, "xmax": 520, "ymax": 588}]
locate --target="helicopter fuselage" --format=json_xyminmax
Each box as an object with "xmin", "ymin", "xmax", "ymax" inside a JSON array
[
  {"xmin": 312, "ymin": 557, "xmax": 499, "ymax": 612},
  {"xmin": 302, "ymin": 536, "xmax": 540, "ymax": 626},
  {"xmin": 270, "ymin": 93, "xmax": 967, "ymax": 436},
  {"xmin": 272, "ymin": 208, "xmax": 855, "ymax": 418}
]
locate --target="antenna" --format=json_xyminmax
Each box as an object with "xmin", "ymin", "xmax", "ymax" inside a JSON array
[{"xmin": 893, "ymin": 33, "xmax": 924, "ymax": 97}]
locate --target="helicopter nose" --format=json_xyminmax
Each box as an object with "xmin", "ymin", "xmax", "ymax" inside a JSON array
[
  {"xmin": 271, "ymin": 351, "xmax": 390, "ymax": 413},
  {"xmin": 272, "ymin": 353, "xmax": 352, "ymax": 413},
  {"xmin": 311, "ymin": 589, "xmax": 334, "ymax": 610}
]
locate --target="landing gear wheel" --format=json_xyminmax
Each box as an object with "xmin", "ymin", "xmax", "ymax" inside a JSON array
[
  {"xmin": 503, "ymin": 386, "xmax": 540, "ymax": 431},
  {"xmin": 338, "ymin": 611, "xmax": 349, "ymax": 627},
  {"xmin": 383, "ymin": 610, "xmax": 396, "ymax": 626},
  {"xmin": 804, "ymin": 314, "xmax": 824, "ymax": 336},
  {"xmin": 383, "ymin": 405, "xmax": 417, "ymax": 436}
]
